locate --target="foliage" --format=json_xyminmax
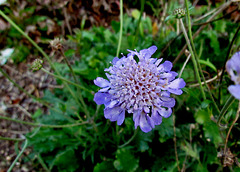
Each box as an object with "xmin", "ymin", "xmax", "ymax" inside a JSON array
[{"xmin": 0, "ymin": 0, "xmax": 240, "ymax": 171}]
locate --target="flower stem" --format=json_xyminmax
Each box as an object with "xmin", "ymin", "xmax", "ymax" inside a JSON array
[
  {"xmin": 0, "ymin": 115, "xmax": 88, "ymax": 128},
  {"xmin": 118, "ymin": 128, "xmax": 139, "ymax": 148},
  {"xmin": 223, "ymin": 101, "xmax": 240, "ymax": 161},
  {"xmin": 217, "ymin": 95, "xmax": 235, "ymax": 126},
  {"xmin": 8, "ymin": 139, "xmax": 28, "ymax": 172},
  {"xmin": 0, "ymin": 10, "xmax": 87, "ymax": 120},
  {"xmin": 116, "ymin": 0, "xmax": 123, "ymax": 57},
  {"xmin": 184, "ymin": 0, "xmax": 220, "ymax": 113},
  {"xmin": 0, "ymin": 67, "xmax": 47, "ymax": 105},
  {"xmin": 41, "ymin": 68, "xmax": 92, "ymax": 93},
  {"xmin": 0, "ymin": 136, "xmax": 24, "ymax": 142},
  {"xmin": 179, "ymin": 18, "xmax": 206, "ymax": 100}
]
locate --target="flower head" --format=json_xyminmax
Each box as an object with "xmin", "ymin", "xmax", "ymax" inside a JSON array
[
  {"xmin": 94, "ymin": 46, "xmax": 185, "ymax": 132},
  {"xmin": 226, "ymin": 51, "xmax": 240, "ymax": 99}
]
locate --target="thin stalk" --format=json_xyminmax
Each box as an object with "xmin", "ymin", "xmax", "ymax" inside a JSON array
[
  {"xmin": 173, "ymin": 1, "xmax": 232, "ymax": 65},
  {"xmin": 0, "ymin": 136, "xmax": 24, "ymax": 142},
  {"xmin": 0, "ymin": 67, "xmax": 49, "ymax": 106},
  {"xmin": 0, "ymin": 10, "xmax": 87, "ymax": 119},
  {"xmin": 133, "ymin": 0, "xmax": 145, "ymax": 48},
  {"xmin": 41, "ymin": 68, "xmax": 92, "ymax": 93},
  {"xmin": 0, "ymin": 10, "xmax": 53, "ymax": 68},
  {"xmin": 180, "ymin": 18, "xmax": 206, "ymax": 100},
  {"xmin": 118, "ymin": 128, "xmax": 139, "ymax": 148},
  {"xmin": 0, "ymin": 115, "xmax": 88, "ymax": 128},
  {"xmin": 37, "ymin": 154, "xmax": 51, "ymax": 172},
  {"xmin": 179, "ymin": 54, "xmax": 191, "ymax": 78},
  {"xmin": 0, "ymin": 67, "xmax": 71, "ymax": 116},
  {"xmin": 223, "ymin": 101, "xmax": 240, "ymax": 162},
  {"xmin": 173, "ymin": 114, "xmax": 180, "ymax": 172},
  {"xmin": 8, "ymin": 139, "xmax": 28, "ymax": 172},
  {"xmin": 184, "ymin": 0, "xmax": 220, "ymax": 113},
  {"xmin": 60, "ymin": 48, "xmax": 78, "ymax": 83},
  {"xmin": 116, "ymin": 0, "xmax": 123, "ymax": 57},
  {"xmin": 193, "ymin": 7, "xmax": 238, "ymax": 26},
  {"xmin": 217, "ymin": 95, "xmax": 235, "ymax": 126}
]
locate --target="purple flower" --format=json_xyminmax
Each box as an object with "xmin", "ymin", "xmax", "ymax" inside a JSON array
[
  {"xmin": 94, "ymin": 46, "xmax": 186, "ymax": 132},
  {"xmin": 226, "ymin": 51, "xmax": 240, "ymax": 100}
]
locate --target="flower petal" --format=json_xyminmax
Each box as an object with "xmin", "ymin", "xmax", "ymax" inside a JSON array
[
  {"xmin": 228, "ymin": 85, "xmax": 240, "ymax": 100},
  {"xmin": 112, "ymin": 57, "xmax": 120, "ymax": 65},
  {"xmin": 157, "ymin": 107, "xmax": 172, "ymax": 118},
  {"xmin": 94, "ymin": 92, "xmax": 111, "ymax": 105},
  {"xmin": 168, "ymin": 78, "xmax": 186, "ymax": 89},
  {"xmin": 139, "ymin": 45, "xmax": 157, "ymax": 59},
  {"xmin": 133, "ymin": 110, "xmax": 141, "ymax": 129},
  {"xmin": 151, "ymin": 108, "xmax": 163, "ymax": 125},
  {"xmin": 158, "ymin": 61, "xmax": 173, "ymax": 72},
  {"xmin": 117, "ymin": 111, "xmax": 125, "ymax": 125},
  {"xmin": 226, "ymin": 52, "xmax": 240, "ymax": 74},
  {"xmin": 104, "ymin": 106, "xmax": 124, "ymax": 122},
  {"xmin": 94, "ymin": 77, "xmax": 110, "ymax": 88},
  {"xmin": 167, "ymin": 88, "xmax": 183, "ymax": 95},
  {"xmin": 160, "ymin": 97, "xmax": 175, "ymax": 108},
  {"xmin": 139, "ymin": 113, "xmax": 153, "ymax": 133}
]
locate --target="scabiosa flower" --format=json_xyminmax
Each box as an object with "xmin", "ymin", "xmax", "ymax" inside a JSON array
[
  {"xmin": 226, "ymin": 51, "xmax": 240, "ymax": 100},
  {"xmin": 94, "ymin": 46, "xmax": 185, "ymax": 132}
]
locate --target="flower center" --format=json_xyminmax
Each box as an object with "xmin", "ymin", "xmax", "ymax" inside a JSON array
[{"xmin": 109, "ymin": 59, "xmax": 161, "ymax": 113}]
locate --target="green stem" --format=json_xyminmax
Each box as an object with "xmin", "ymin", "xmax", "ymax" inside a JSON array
[
  {"xmin": 8, "ymin": 139, "xmax": 28, "ymax": 172},
  {"xmin": 0, "ymin": 115, "xmax": 88, "ymax": 128},
  {"xmin": 179, "ymin": 18, "xmax": 206, "ymax": 100},
  {"xmin": 0, "ymin": 136, "xmax": 24, "ymax": 142},
  {"xmin": 60, "ymin": 48, "xmax": 78, "ymax": 83},
  {"xmin": 59, "ymin": 49, "xmax": 90, "ymax": 118},
  {"xmin": 118, "ymin": 128, "xmax": 139, "ymax": 148},
  {"xmin": 217, "ymin": 95, "xmax": 235, "ymax": 126},
  {"xmin": 41, "ymin": 68, "xmax": 92, "ymax": 93},
  {"xmin": 0, "ymin": 10, "xmax": 86, "ymax": 119},
  {"xmin": 0, "ymin": 67, "xmax": 49, "ymax": 106},
  {"xmin": 0, "ymin": 10, "xmax": 52, "ymax": 68},
  {"xmin": 116, "ymin": 0, "xmax": 123, "ymax": 57},
  {"xmin": 37, "ymin": 154, "xmax": 51, "ymax": 172},
  {"xmin": 133, "ymin": 0, "xmax": 145, "ymax": 48},
  {"xmin": 184, "ymin": 0, "xmax": 220, "ymax": 113}
]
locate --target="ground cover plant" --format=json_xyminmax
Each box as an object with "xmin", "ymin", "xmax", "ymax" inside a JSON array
[{"xmin": 0, "ymin": 0, "xmax": 240, "ymax": 171}]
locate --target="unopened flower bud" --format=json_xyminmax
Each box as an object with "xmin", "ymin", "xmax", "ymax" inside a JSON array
[
  {"xmin": 173, "ymin": 8, "xmax": 186, "ymax": 19},
  {"xmin": 31, "ymin": 59, "xmax": 43, "ymax": 72}
]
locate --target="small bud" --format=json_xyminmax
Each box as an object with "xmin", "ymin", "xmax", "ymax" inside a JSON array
[
  {"xmin": 173, "ymin": 8, "xmax": 186, "ymax": 19},
  {"xmin": 31, "ymin": 59, "xmax": 43, "ymax": 72},
  {"xmin": 49, "ymin": 38, "xmax": 63, "ymax": 51}
]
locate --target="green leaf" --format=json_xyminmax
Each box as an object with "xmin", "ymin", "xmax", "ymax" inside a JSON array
[
  {"xmin": 114, "ymin": 149, "xmax": 139, "ymax": 171},
  {"xmin": 198, "ymin": 59, "xmax": 217, "ymax": 72},
  {"xmin": 200, "ymin": 99, "xmax": 211, "ymax": 109},
  {"xmin": 181, "ymin": 142, "xmax": 199, "ymax": 160},
  {"xmin": 51, "ymin": 148, "xmax": 79, "ymax": 172},
  {"xmin": 131, "ymin": 9, "xmax": 140, "ymax": 20},
  {"xmin": 94, "ymin": 161, "xmax": 115, "ymax": 172},
  {"xmin": 195, "ymin": 109, "xmax": 222, "ymax": 146}
]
